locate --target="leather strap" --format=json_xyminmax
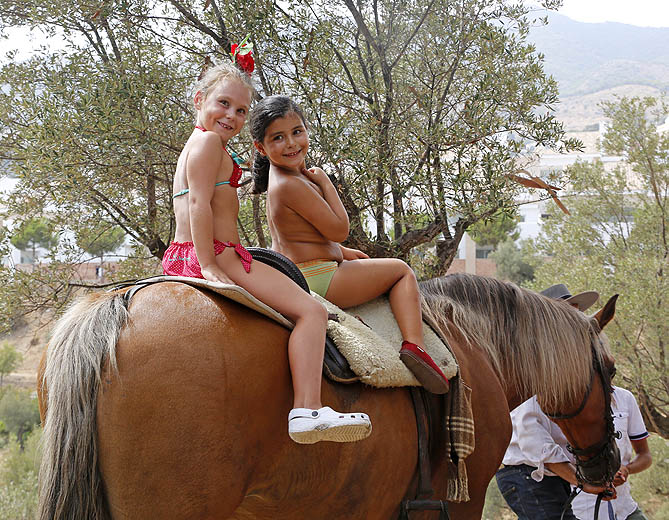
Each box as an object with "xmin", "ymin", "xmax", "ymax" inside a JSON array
[
  {"xmin": 400, "ymin": 387, "xmax": 450, "ymax": 520},
  {"xmin": 410, "ymin": 387, "xmax": 433, "ymax": 498}
]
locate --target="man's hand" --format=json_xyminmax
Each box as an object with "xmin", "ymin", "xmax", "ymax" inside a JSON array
[
  {"xmin": 613, "ymin": 465, "xmax": 629, "ymax": 486},
  {"xmin": 582, "ymin": 483, "xmax": 617, "ymax": 500}
]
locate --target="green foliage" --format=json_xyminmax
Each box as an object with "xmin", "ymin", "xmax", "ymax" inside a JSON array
[
  {"xmin": 482, "ymin": 477, "xmax": 513, "ymax": 519},
  {"xmin": 490, "ymin": 239, "xmax": 539, "ymax": 286},
  {"xmin": 530, "ymin": 96, "xmax": 669, "ymax": 437},
  {"xmin": 0, "ymin": 342, "xmax": 22, "ymax": 386},
  {"xmin": 0, "ymin": 419, "xmax": 8, "ymax": 448},
  {"xmin": 0, "ymin": 0, "xmax": 578, "ymax": 316},
  {"xmin": 628, "ymin": 435, "xmax": 669, "ymax": 519},
  {"xmin": 0, "ymin": 387, "xmax": 40, "ymax": 448},
  {"xmin": 0, "ymin": 428, "xmax": 41, "ymax": 520},
  {"xmin": 468, "ymin": 209, "xmax": 520, "ymax": 247},
  {"xmin": 1, "ymin": 427, "xmax": 41, "ymax": 485},
  {"xmin": 75, "ymin": 221, "xmax": 126, "ymax": 261},
  {"xmin": 9, "ymin": 217, "xmax": 58, "ymax": 262},
  {"xmin": 110, "ymin": 248, "xmax": 163, "ymax": 283}
]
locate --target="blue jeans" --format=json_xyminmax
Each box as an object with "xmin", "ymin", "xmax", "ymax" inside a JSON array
[{"xmin": 496, "ymin": 464, "xmax": 576, "ymax": 520}]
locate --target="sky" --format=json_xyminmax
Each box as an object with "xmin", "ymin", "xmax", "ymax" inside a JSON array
[
  {"xmin": 2, "ymin": 1, "xmax": 669, "ymax": 61},
  {"xmin": 558, "ymin": 0, "xmax": 669, "ymax": 28}
]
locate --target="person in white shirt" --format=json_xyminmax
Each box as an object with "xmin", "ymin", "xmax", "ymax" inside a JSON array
[
  {"xmin": 571, "ymin": 386, "xmax": 652, "ymax": 520},
  {"xmin": 495, "ymin": 396, "xmax": 613, "ymax": 519}
]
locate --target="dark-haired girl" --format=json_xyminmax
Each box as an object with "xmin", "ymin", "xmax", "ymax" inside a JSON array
[{"xmin": 250, "ymin": 95, "xmax": 449, "ymax": 394}]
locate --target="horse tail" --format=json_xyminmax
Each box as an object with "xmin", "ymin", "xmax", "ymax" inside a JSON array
[{"xmin": 38, "ymin": 290, "xmax": 128, "ymax": 520}]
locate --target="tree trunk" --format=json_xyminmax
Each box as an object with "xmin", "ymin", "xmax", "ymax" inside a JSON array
[
  {"xmin": 252, "ymin": 195, "xmax": 267, "ymax": 248},
  {"xmin": 638, "ymin": 385, "xmax": 669, "ymax": 438}
]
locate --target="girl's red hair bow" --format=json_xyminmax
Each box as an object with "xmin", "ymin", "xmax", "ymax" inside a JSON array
[{"xmin": 231, "ymin": 35, "xmax": 254, "ymax": 75}]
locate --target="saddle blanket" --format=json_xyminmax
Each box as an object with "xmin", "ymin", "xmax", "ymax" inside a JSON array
[
  {"xmin": 313, "ymin": 293, "xmax": 458, "ymax": 387},
  {"xmin": 132, "ymin": 276, "xmax": 458, "ymax": 388}
]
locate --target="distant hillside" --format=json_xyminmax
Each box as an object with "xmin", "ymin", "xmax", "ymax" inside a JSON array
[
  {"xmin": 530, "ymin": 12, "xmax": 669, "ymax": 97},
  {"xmin": 554, "ymin": 84, "xmax": 663, "ymax": 131}
]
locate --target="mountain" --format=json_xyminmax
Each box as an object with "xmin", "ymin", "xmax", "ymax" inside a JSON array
[{"xmin": 529, "ymin": 12, "xmax": 669, "ymax": 97}]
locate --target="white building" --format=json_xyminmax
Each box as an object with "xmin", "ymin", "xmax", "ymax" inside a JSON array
[{"xmin": 454, "ymin": 124, "xmax": 630, "ymax": 268}]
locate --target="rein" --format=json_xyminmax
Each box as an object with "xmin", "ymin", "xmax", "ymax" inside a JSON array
[{"xmin": 560, "ymin": 486, "xmax": 615, "ymax": 520}]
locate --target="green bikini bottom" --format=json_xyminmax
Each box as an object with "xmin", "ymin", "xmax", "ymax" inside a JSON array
[{"xmin": 295, "ymin": 259, "xmax": 338, "ymax": 297}]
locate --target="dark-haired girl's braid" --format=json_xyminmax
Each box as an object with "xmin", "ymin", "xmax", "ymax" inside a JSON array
[{"xmin": 252, "ymin": 152, "xmax": 270, "ymax": 194}]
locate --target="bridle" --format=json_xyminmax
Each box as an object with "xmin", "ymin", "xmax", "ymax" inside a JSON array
[
  {"xmin": 544, "ymin": 321, "xmax": 621, "ymax": 520},
  {"xmin": 543, "ymin": 321, "xmax": 621, "ymax": 486}
]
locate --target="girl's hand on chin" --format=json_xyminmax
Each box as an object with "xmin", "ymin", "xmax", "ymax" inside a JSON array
[
  {"xmin": 302, "ymin": 166, "xmax": 327, "ymax": 183},
  {"xmin": 201, "ymin": 266, "xmax": 235, "ymax": 285}
]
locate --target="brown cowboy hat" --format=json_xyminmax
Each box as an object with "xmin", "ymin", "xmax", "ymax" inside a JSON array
[{"xmin": 540, "ymin": 284, "xmax": 599, "ymax": 312}]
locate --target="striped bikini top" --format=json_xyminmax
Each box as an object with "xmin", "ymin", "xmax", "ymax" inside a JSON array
[{"xmin": 172, "ymin": 126, "xmax": 243, "ymax": 198}]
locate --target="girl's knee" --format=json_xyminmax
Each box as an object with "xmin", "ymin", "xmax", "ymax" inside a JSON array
[
  {"xmin": 395, "ymin": 259, "xmax": 416, "ymax": 278},
  {"xmin": 296, "ymin": 295, "xmax": 328, "ymax": 324}
]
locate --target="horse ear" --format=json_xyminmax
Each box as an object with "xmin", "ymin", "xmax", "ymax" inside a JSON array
[{"xmin": 592, "ymin": 294, "xmax": 619, "ymax": 330}]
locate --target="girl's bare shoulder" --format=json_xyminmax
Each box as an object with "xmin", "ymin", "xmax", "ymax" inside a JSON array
[
  {"xmin": 271, "ymin": 171, "xmax": 318, "ymax": 198},
  {"xmin": 187, "ymin": 131, "xmax": 224, "ymax": 159}
]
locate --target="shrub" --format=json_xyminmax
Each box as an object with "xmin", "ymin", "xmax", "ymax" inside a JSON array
[
  {"xmin": 0, "ymin": 342, "xmax": 22, "ymax": 386},
  {"xmin": 0, "ymin": 387, "xmax": 40, "ymax": 449},
  {"xmin": 629, "ymin": 434, "xmax": 669, "ymax": 520},
  {"xmin": 0, "ymin": 428, "xmax": 41, "ymax": 520}
]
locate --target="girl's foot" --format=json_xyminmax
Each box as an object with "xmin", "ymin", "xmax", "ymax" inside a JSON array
[
  {"xmin": 288, "ymin": 406, "xmax": 372, "ymax": 444},
  {"xmin": 399, "ymin": 341, "xmax": 450, "ymax": 394}
]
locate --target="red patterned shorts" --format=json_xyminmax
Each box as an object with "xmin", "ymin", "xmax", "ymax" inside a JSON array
[{"xmin": 162, "ymin": 240, "xmax": 252, "ymax": 278}]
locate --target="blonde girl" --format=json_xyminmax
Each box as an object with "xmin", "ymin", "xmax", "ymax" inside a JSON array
[{"xmin": 162, "ymin": 64, "xmax": 371, "ymax": 444}]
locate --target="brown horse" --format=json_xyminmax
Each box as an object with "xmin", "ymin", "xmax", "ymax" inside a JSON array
[{"xmin": 37, "ymin": 273, "xmax": 619, "ymax": 520}]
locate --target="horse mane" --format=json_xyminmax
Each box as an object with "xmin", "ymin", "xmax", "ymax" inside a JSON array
[
  {"xmin": 38, "ymin": 290, "xmax": 126, "ymax": 520},
  {"xmin": 420, "ymin": 273, "xmax": 608, "ymax": 412}
]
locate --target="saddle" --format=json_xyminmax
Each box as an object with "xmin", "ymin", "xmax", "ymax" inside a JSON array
[
  {"xmin": 250, "ymin": 249, "xmax": 460, "ymax": 389},
  {"xmin": 119, "ymin": 248, "xmax": 367, "ymax": 383}
]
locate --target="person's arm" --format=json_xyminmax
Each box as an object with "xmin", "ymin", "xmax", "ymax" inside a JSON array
[
  {"xmin": 515, "ymin": 399, "xmax": 570, "ymax": 480},
  {"xmin": 613, "ymin": 437, "xmax": 652, "ymax": 486},
  {"xmin": 545, "ymin": 462, "xmax": 616, "ymax": 497},
  {"xmin": 187, "ymin": 133, "xmax": 234, "ymax": 284},
  {"xmin": 278, "ymin": 167, "xmax": 349, "ymax": 242}
]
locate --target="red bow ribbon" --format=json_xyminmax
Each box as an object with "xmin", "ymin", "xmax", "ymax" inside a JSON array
[
  {"xmin": 222, "ymin": 242, "xmax": 253, "ymax": 273},
  {"xmin": 231, "ymin": 36, "xmax": 254, "ymax": 75}
]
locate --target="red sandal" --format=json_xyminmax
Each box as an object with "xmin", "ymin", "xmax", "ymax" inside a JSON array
[{"xmin": 399, "ymin": 341, "xmax": 450, "ymax": 394}]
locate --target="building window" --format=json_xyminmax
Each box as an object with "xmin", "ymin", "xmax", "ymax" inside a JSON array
[{"xmin": 476, "ymin": 246, "xmax": 494, "ymax": 259}]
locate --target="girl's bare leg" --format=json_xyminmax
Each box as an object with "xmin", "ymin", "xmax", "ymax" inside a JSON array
[
  {"xmin": 216, "ymin": 249, "xmax": 326, "ymax": 409},
  {"xmin": 325, "ymin": 258, "xmax": 424, "ymax": 346}
]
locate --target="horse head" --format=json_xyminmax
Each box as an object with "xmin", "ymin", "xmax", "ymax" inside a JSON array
[{"xmin": 542, "ymin": 294, "xmax": 621, "ymax": 486}]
